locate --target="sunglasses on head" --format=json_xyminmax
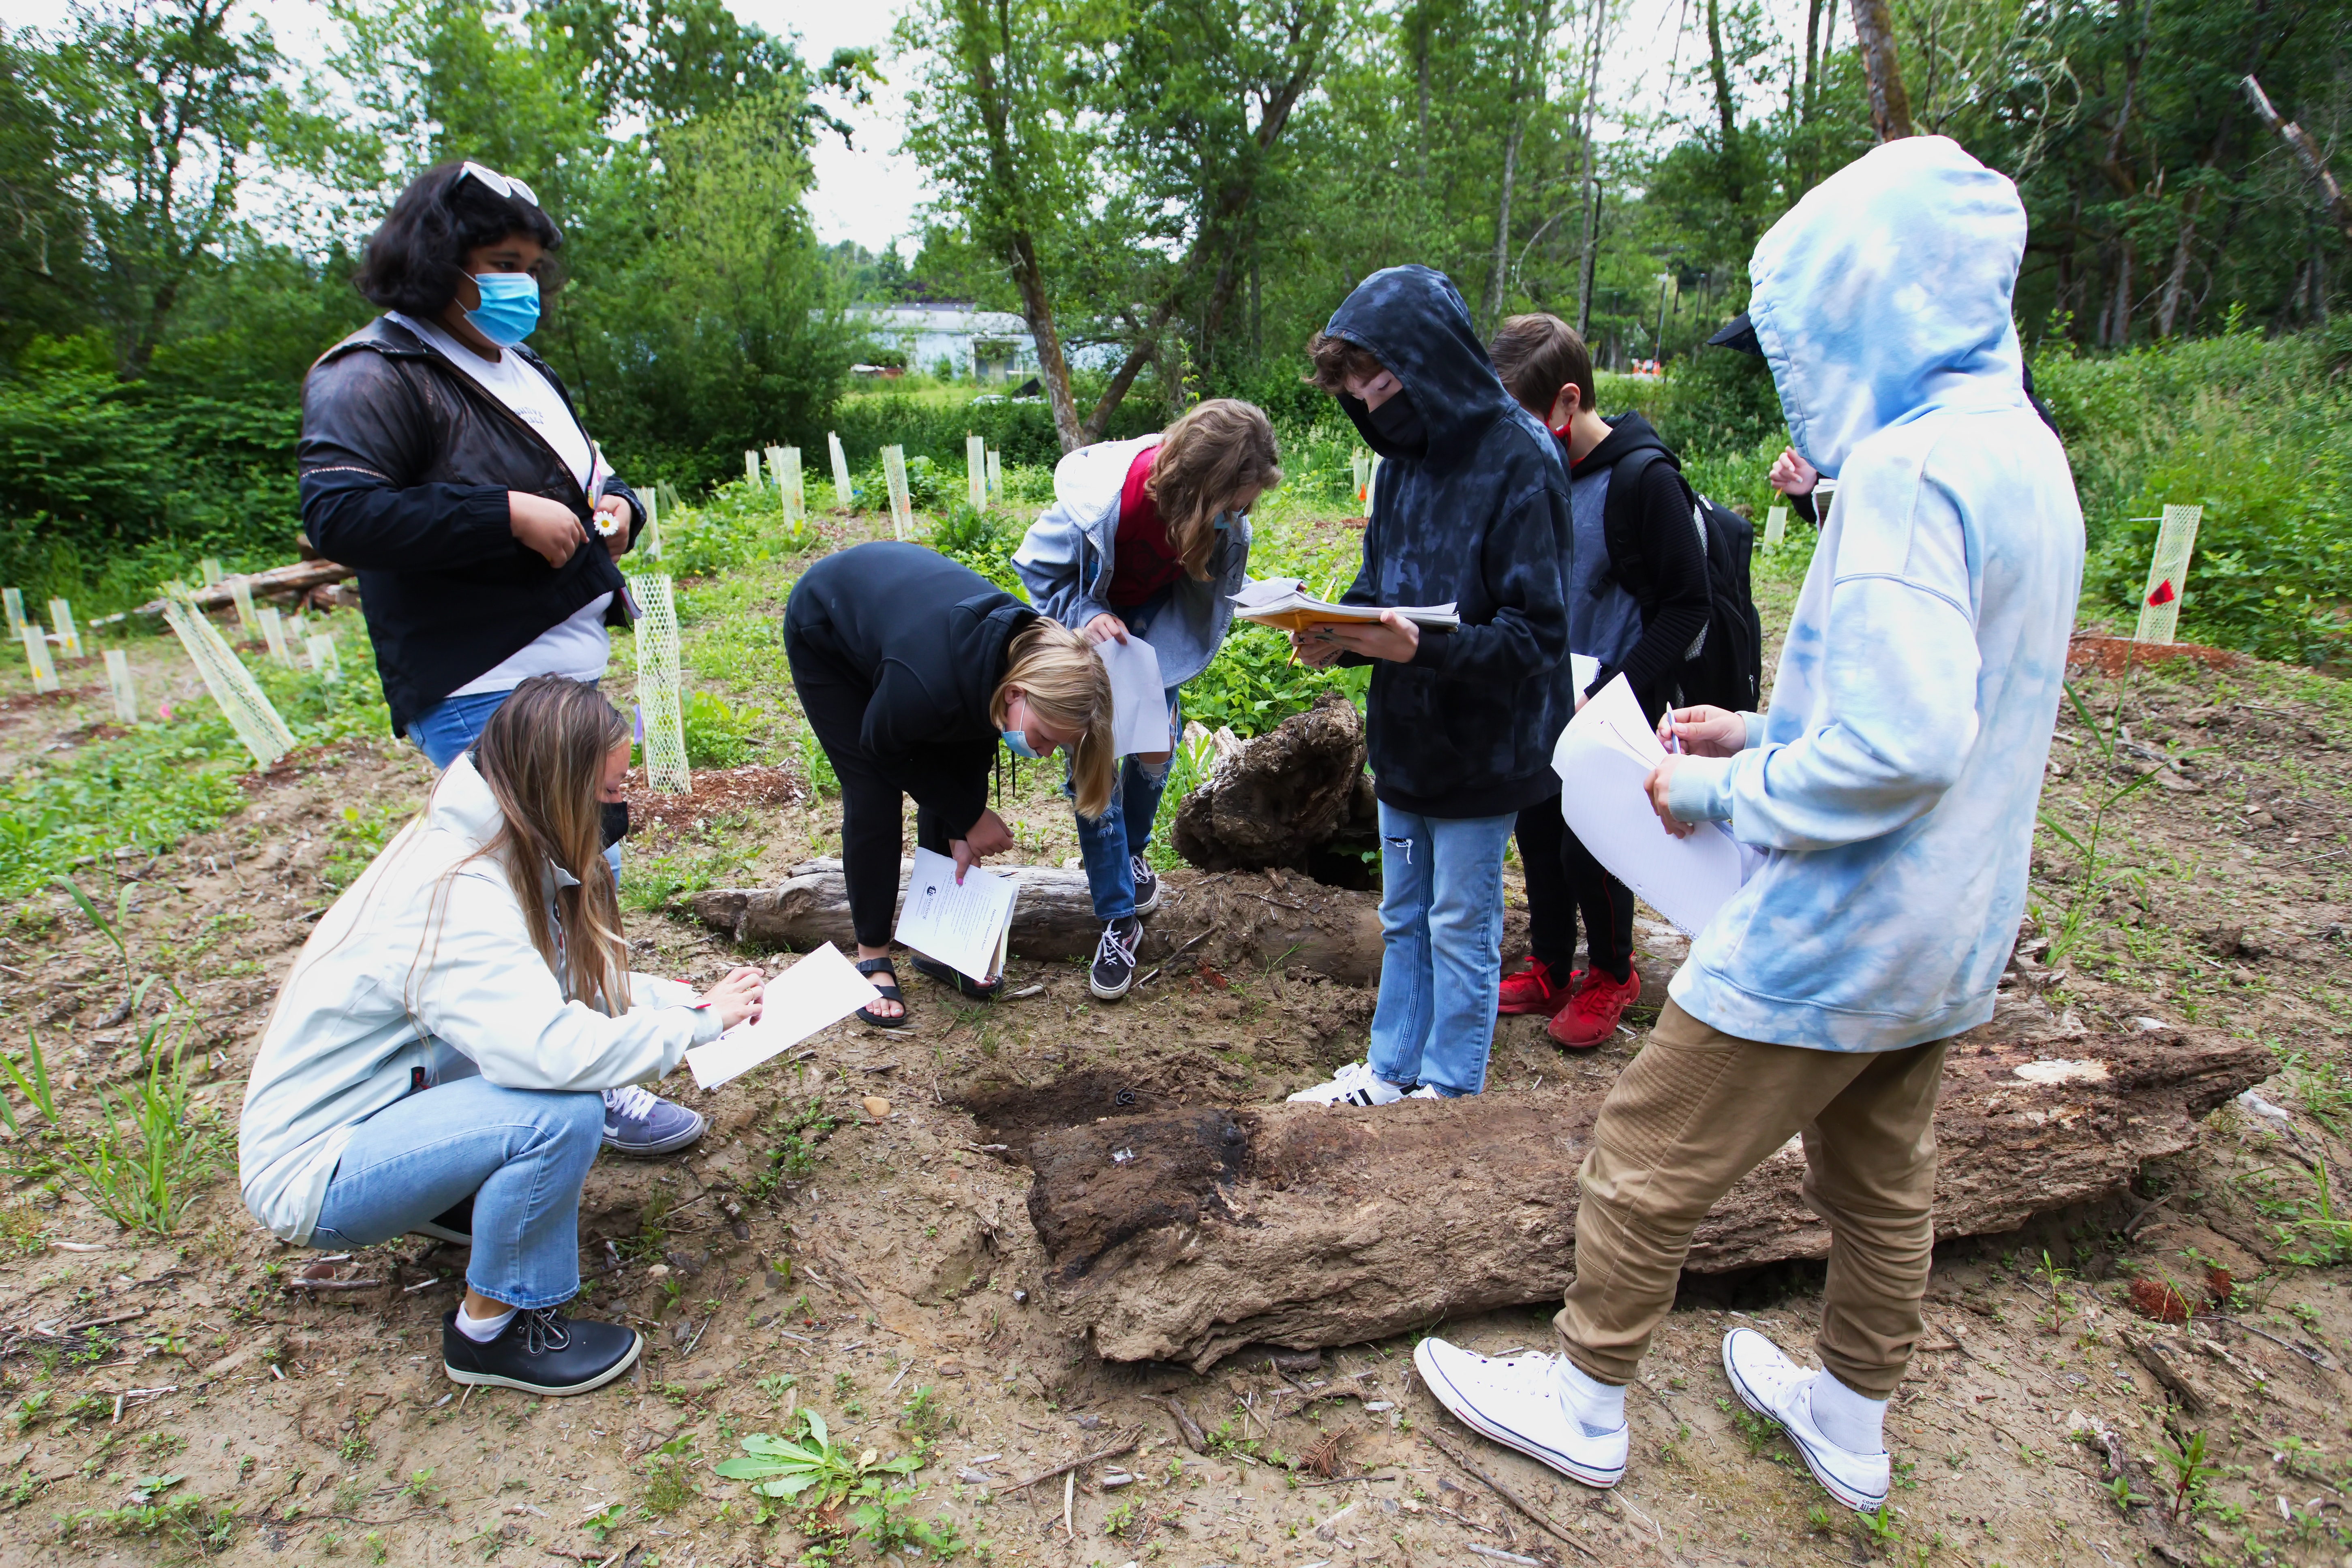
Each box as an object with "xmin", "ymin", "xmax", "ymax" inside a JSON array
[{"xmin": 456, "ymin": 161, "xmax": 540, "ymax": 210}]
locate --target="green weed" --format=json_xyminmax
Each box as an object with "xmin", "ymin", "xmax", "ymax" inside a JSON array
[{"xmin": 57, "ymin": 1025, "xmax": 209, "ymax": 1234}]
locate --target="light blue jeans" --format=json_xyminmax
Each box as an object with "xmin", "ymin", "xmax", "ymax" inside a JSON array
[
  {"xmin": 310, "ymin": 1076, "xmax": 604, "ymax": 1310},
  {"xmin": 1072, "ymin": 685, "xmax": 1181, "ymax": 921},
  {"xmin": 1365, "ymin": 803, "xmax": 1519, "ymax": 1097}
]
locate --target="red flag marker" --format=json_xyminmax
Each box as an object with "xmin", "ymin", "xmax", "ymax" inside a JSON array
[{"xmin": 2146, "ymin": 578, "xmax": 2177, "ymax": 608}]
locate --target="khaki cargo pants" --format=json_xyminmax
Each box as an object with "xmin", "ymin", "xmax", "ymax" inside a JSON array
[{"xmin": 1555, "ymin": 999, "xmax": 1948, "ymax": 1398}]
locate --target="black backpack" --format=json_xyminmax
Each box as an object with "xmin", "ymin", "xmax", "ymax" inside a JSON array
[{"xmin": 1603, "ymin": 446, "xmax": 1764, "ymax": 714}]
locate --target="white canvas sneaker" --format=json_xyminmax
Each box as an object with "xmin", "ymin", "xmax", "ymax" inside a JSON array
[
  {"xmin": 1286, "ymin": 1061, "xmax": 1409, "ymax": 1107},
  {"xmin": 1720, "ymin": 1328, "xmax": 1890, "ymax": 1512},
  {"xmin": 1412, "ymin": 1337, "xmax": 1627, "ymax": 1488}
]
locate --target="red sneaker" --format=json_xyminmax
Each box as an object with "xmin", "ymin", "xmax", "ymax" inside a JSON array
[
  {"xmin": 1498, "ymin": 957, "xmax": 1578, "ymax": 1017},
  {"xmin": 1547, "ymin": 965, "xmax": 1642, "ymax": 1049}
]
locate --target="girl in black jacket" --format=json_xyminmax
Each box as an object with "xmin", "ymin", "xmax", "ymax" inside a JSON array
[
  {"xmin": 297, "ymin": 161, "xmax": 712, "ymax": 1160},
  {"xmin": 784, "ymin": 543, "xmax": 1115, "ymax": 1025}
]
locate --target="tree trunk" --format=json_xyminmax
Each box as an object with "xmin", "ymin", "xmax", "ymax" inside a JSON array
[
  {"xmin": 2243, "ymin": 75, "xmax": 2352, "ymax": 245},
  {"xmin": 1845, "ymin": 0, "xmax": 1913, "ymax": 141},
  {"xmin": 688, "ymin": 864, "xmax": 1507, "ymax": 990},
  {"xmin": 1011, "ymin": 232, "xmax": 1086, "ymax": 451},
  {"xmin": 1703, "ymin": 0, "xmax": 1744, "ymax": 203},
  {"xmin": 1572, "ymin": 0, "xmax": 1606, "ymax": 333},
  {"xmin": 1483, "ymin": 1, "xmax": 1549, "ymax": 331},
  {"xmin": 1002, "ymin": 1014, "xmax": 2269, "ymax": 1369}
]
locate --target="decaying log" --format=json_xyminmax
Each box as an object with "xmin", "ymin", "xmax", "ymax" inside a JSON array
[
  {"xmin": 1171, "ymin": 689, "xmax": 1375, "ymax": 872},
  {"xmin": 113, "ymin": 558, "xmax": 356, "ymax": 621},
  {"xmin": 689, "ymin": 863, "xmax": 1527, "ymax": 988},
  {"xmin": 1016, "ymin": 1020, "xmax": 2268, "ymax": 1370}
]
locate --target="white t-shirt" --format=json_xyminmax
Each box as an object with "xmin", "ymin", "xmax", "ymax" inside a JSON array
[{"xmin": 392, "ymin": 312, "xmax": 615, "ymax": 695}]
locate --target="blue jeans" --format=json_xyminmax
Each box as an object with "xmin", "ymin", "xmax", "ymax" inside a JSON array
[
  {"xmin": 1073, "ymin": 685, "xmax": 1181, "ymax": 921},
  {"xmin": 410, "ymin": 685, "xmax": 623, "ymax": 877},
  {"xmin": 1365, "ymin": 803, "xmax": 1518, "ymax": 1097},
  {"xmin": 310, "ymin": 1076, "xmax": 605, "ymax": 1310}
]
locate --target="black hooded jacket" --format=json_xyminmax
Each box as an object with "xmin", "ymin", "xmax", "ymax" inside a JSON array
[
  {"xmin": 1327, "ymin": 266, "xmax": 1574, "ymax": 818},
  {"xmin": 782, "ymin": 542, "xmax": 1038, "ymax": 839}
]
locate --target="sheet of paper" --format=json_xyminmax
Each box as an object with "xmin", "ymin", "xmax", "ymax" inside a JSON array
[
  {"xmin": 1096, "ymin": 633, "xmax": 1168, "ymax": 756},
  {"xmin": 1552, "ymin": 675, "xmax": 1746, "ymax": 937},
  {"xmin": 1570, "ymin": 653, "xmax": 1601, "ymax": 700},
  {"xmin": 895, "ymin": 846, "xmax": 1019, "ymax": 983},
  {"xmin": 685, "ymin": 942, "xmax": 875, "ymax": 1091}
]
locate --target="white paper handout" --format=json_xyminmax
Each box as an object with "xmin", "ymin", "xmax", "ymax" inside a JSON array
[
  {"xmin": 1570, "ymin": 653, "xmax": 1601, "ymax": 700},
  {"xmin": 1552, "ymin": 674, "xmax": 1747, "ymax": 938},
  {"xmin": 1095, "ymin": 633, "xmax": 1168, "ymax": 756},
  {"xmin": 684, "ymin": 941, "xmax": 876, "ymax": 1091},
  {"xmin": 895, "ymin": 846, "xmax": 1019, "ymax": 984},
  {"xmin": 1229, "ymin": 578, "xmax": 1461, "ymax": 633}
]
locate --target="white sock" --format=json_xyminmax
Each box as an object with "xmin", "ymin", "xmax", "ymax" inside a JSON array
[
  {"xmin": 1806, "ymin": 1371, "xmax": 1887, "ymax": 1454},
  {"xmin": 1552, "ymin": 1357, "xmax": 1627, "ymax": 1436},
  {"xmin": 456, "ymin": 1302, "xmax": 517, "ymax": 1343}
]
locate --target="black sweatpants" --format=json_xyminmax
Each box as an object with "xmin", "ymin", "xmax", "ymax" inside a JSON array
[
  {"xmin": 1514, "ymin": 791, "xmax": 1635, "ymax": 984},
  {"xmin": 785, "ymin": 630, "xmax": 956, "ymax": 951}
]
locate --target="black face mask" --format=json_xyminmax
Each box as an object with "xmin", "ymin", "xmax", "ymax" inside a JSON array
[
  {"xmin": 600, "ymin": 800, "xmax": 629, "ymax": 848},
  {"xmin": 1365, "ymin": 388, "xmax": 1427, "ymax": 451}
]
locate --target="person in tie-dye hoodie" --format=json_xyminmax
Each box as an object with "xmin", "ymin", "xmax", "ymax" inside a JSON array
[{"xmin": 1411, "ymin": 136, "xmax": 2085, "ymax": 1515}]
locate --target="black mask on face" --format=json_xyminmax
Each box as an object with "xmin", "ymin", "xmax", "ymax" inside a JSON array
[
  {"xmin": 1365, "ymin": 387, "xmax": 1427, "ymax": 451},
  {"xmin": 600, "ymin": 800, "xmax": 629, "ymax": 848}
]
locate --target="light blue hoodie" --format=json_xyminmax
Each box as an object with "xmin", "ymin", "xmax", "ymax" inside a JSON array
[{"xmin": 1662, "ymin": 136, "xmax": 2085, "ymax": 1052}]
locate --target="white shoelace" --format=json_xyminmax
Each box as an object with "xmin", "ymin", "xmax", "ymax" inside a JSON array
[
  {"xmin": 1096, "ymin": 920, "xmax": 1138, "ymax": 967},
  {"xmin": 604, "ymin": 1083, "xmax": 660, "ymax": 1119}
]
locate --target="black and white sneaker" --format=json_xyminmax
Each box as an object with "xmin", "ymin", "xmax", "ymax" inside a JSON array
[
  {"xmin": 442, "ymin": 1307, "xmax": 642, "ymax": 1397},
  {"xmin": 1090, "ymin": 915, "xmax": 1143, "ymax": 1000},
  {"xmin": 1129, "ymin": 854, "xmax": 1160, "ymax": 915},
  {"xmin": 407, "ymin": 1192, "xmax": 474, "ymax": 1248}
]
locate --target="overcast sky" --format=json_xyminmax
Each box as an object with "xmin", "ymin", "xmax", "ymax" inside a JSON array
[{"xmin": 10, "ymin": 0, "xmax": 1788, "ymax": 256}]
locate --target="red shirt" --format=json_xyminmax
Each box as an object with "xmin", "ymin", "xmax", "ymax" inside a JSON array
[{"xmin": 1105, "ymin": 442, "xmax": 1184, "ymax": 609}]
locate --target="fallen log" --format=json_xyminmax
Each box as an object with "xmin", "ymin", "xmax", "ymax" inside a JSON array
[
  {"xmin": 1015, "ymin": 1018, "xmax": 2269, "ymax": 1370},
  {"xmin": 102, "ymin": 558, "xmax": 357, "ymax": 625},
  {"xmin": 1171, "ymin": 689, "xmax": 1376, "ymax": 873},
  {"xmin": 688, "ymin": 863, "xmax": 1528, "ymax": 988}
]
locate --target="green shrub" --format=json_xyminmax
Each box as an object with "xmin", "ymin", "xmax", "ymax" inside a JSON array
[{"xmin": 681, "ymin": 690, "xmax": 766, "ymax": 768}]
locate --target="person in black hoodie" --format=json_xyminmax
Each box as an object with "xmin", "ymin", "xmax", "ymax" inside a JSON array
[
  {"xmin": 1487, "ymin": 314, "xmax": 1712, "ymax": 1049},
  {"xmin": 1284, "ymin": 266, "xmax": 1573, "ymax": 1106},
  {"xmin": 783, "ymin": 543, "xmax": 1115, "ymax": 1025}
]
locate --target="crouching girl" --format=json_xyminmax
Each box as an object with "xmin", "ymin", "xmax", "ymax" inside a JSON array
[{"xmin": 239, "ymin": 675, "xmax": 763, "ymax": 1396}]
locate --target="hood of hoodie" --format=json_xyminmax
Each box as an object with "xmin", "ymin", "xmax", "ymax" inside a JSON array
[
  {"xmin": 1572, "ymin": 411, "xmax": 1672, "ymax": 479},
  {"xmin": 1747, "ymin": 135, "xmax": 2029, "ymax": 479},
  {"xmin": 1324, "ymin": 265, "xmax": 1521, "ymax": 465}
]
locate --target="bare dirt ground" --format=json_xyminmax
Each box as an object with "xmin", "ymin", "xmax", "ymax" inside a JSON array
[{"xmin": 6, "ymin": 561, "xmax": 2352, "ymax": 1568}]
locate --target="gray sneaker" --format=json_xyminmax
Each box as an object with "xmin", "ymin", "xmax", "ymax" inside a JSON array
[{"xmin": 601, "ymin": 1085, "xmax": 707, "ymax": 1157}]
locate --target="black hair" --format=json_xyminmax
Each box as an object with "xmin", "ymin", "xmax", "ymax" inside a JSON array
[{"xmin": 352, "ymin": 161, "xmax": 563, "ymax": 317}]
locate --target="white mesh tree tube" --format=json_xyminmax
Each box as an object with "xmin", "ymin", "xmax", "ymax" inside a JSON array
[
  {"xmin": 306, "ymin": 633, "xmax": 342, "ymax": 683},
  {"xmin": 48, "ymin": 598, "xmax": 81, "ymax": 659},
  {"xmin": 882, "ymin": 444, "xmax": 913, "ymax": 540},
  {"xmin": 227, "ymin": 576, "xmax": 258, "ymax": 635},
  {"xmin": 103, "ymin": 649, "xmax": 137, "ymax": 721},
  {"xmin": 829, "ymin": 431, "xmax": 854, "ymax": 508},
  {"xmin": 259, "ymin": 606, "xmax": 293, "ymax": 667},
  {"xmin": 1763, "ymin": 505, "xmax": 1788, "ymax": 549},
  {"xmin": 161, "ymin": 594, "xmax": 294, "ymax": 766},
  {"xmin": 21, "ymin": 622, "xmax": 57, "ymax": 693},
  {"xmin": 2, "ymin": 588, "xmax": 21, "ymax": 636},
  {"xmin": 986, "ymin": 448, "xmax": 1002, "ymax": 501},
  {"xmin": 641, "ymin": 487, "xmax": 661, "ymax": 560},
  {"xmin": 745, "ymin": 449, "xmax": 762, "ymax": 489},
  {"xmin": 198, "ymin": 557, "xmax": 222, "ymax": 586},
  {"xmin": 2133, "ymin": 505, "xmax": 2204, "ymax": 646},
  {"xmin": 966, "ymin": 434, "xmax": 987, "ymax": 510},
  {"xmin": 627, "ymin": 573, "xmax": 691, "ymax": 794},
  {"xmin": 781, "ymin": 445, "xmax": 805, "ymax": 524}
]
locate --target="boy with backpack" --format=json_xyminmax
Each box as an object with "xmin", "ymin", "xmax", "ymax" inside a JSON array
[
  {"xmin": 1285, "ymin": 265, "xmax": 1573, "ymax": 1106},
  {"xmin": 1487, "ymin": 313, "xmax": 1761, "ymax": 1046}
]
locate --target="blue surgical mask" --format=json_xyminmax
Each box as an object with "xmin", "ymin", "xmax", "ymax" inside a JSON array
[
  {"xmin": 1000, "ymin": 729, "xmax": 1043, "ymax": 760},
  {"xmin": 467, "ymin": 272, "xmax": 541, "ymax": 345}
]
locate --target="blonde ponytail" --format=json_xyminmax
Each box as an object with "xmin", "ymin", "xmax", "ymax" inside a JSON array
[{"xmin": 993, "ymin": 620, "xmax": 1117, "ymax": 818}]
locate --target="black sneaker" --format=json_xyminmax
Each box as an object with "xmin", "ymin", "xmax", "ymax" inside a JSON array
[
  {"xmin": 408, "ymin": 1193, "xmax": 473, "ymax": 1248},
  {"xmin": 442, "ymin": 1307, "xmax": 642, "ymax": 1397},
  {"xmin": 1129, "ymin": 854, "xmax": 1160, "ymax": 915},
  {"xmin": 1091, "ymin": 916, "xmax": 1142, "ymax": 1000}
]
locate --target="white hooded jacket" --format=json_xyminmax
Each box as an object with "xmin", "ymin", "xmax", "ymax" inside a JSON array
[
  {"xmin": 238, "ymin": 756, "xmax": 722, "ymax": 1242},
  {"xmin": 1663, "ymin": 136, "xmax": 2086, "ymax": 1050}
]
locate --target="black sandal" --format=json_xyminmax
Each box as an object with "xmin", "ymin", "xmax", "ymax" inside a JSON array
[
  {"xmin": 909, "ymin": 953, "xmax": 1003, "ymax": 1001},
  {"xmin": 854, "ymin": 957, "xmax": 909, "ymax": 1028}
]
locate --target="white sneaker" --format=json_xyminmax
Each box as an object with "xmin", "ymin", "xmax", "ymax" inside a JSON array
[
  {"xmin": 1406, "ymin": 1085, "xmax": 1445, "ymax": 1099},
  {"xmin": 1412, "ymin": 1337, "xmax": 1626, "ymax": 1488},
  {"xmin": 1720, "ymin": 1328, "xmax": 1890, "ymax": 1511},
  {"xmin": 1286, "ymin": 1061, "xmax": 1408, "ymax": 1106}
]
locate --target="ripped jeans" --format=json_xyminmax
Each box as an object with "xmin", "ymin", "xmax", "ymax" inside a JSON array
[
  {"xmin": 1365, "ymin": 802, "xmax": 1519, "ymax": 1097},
  {"xmin": 1072, "ymin": 685, "xmax": 1182, "ymax": 922}
]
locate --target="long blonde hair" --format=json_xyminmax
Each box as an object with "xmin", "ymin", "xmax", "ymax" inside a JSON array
[
  {"xmin": 991, "ymin": 619, "xmax": 1117, "ymax": 817},
  {"xmin": 1145, "ymin": 398, "xmax": 1282, "ymax": 580},
  {"xmin": 463, "ymin": 676, "xmax": 633, "ymax": 1012}
]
